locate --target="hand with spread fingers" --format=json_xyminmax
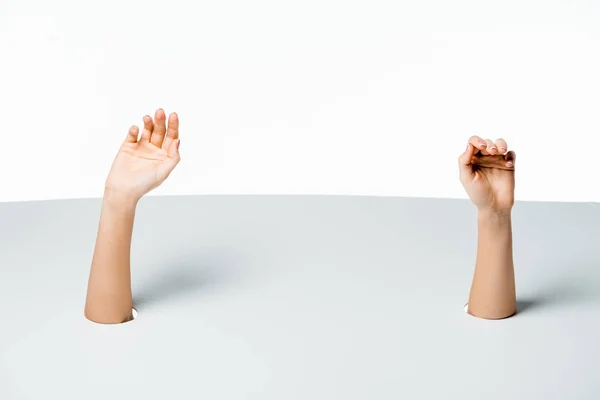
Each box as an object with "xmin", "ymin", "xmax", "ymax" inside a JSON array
[
  {"xmin": 105, "ymin": 109, "xmax": 181, "ymax": 202},
  {"xmin": 459, "ymin": 136, "xmax": 517, "ymax": 321},
  {"xmin": 459, "ymin": 136, "xmax": 516, "ymax": 212},
  {"xmin": 85, "ymin": 109, "xmax": 181, "ymax": 324}
]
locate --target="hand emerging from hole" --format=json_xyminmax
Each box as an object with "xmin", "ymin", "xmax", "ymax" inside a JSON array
[
  {"xmin": 459, "ymin": 136, "xmax": 516, "ymax": 212},
  {"xmin": 105, "ymin": 109, "xmax": 181, "ymax": 202}
]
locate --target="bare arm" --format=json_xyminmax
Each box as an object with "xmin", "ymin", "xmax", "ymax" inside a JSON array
[
  {"xmin": 459, "ymin": 136, "xmax": 517, "ymax": 320},
  {"xmin": 84, "ymin": 190, "xmax": 137, "ymax": 323},
  {"xmin": 84, "ymin": 109, "xmax": 181, "ymax": 324},
  {"xmin": 468, "ymin": 209, "xmax": 516, "ymax": 319}
]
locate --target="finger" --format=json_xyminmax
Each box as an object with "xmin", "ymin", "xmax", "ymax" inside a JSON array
[
  {"xmin": 141, "ymin": 115, "xmax": 154, "ymax": 141},
  {"xmin": 468, "ymin": 135, "xmax": 487, "ymax": 154},
  {"xmin": 162, "ymin": 112, "xmax": 179, "ymax": 150},
  {"xmin": 458, "ymin": 142, "xmax": 476, "ymax": 180},
  {"xmin": 481, "ymin": 139, "xmax": 498, "ymax": 155},
  {"xmin": 150, "ymin": 108, "xmax": 167, "ymax": 148},
  {"xmin": 472, "ymin": 154, "xmax": 514, "ymax": 170},
  {"xmin": 495, "ymin": 138, "xmax": 508, "ymax": 154},
  {"xmin": 124, "ymin": 125, "xmax": 139, "ymax": 144},
  {"xmin": 504, "ymin": 151, "xmax": 516, "ymax": 168}
]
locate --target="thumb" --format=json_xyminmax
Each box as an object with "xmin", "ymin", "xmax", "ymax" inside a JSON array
[
  {"xmin": 504, "ymin": 150, "xmax": 516, "ymax": 168},
  {"xmin": 159, "ymin": 139, "xmax": 181, "ymax": 178},
  {"xmin": 458, "ymin": 142, "xmax": 476, "ymax": 181},
  {"xmin": 168, "ymin": 138, "xmax": 181, "ymax": 160}
]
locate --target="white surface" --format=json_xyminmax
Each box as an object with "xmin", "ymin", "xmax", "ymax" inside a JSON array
[
  {"xmin": 1, "ymin": 0, "xmax": 600, "ymax": 203},
  {"xmin": 1, "ymin": 196, "xmax": 600, "ymax": 399}
]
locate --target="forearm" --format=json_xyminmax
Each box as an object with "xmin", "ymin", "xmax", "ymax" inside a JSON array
[
  {"xmin": 468, "ymin": 209, "xmax": 516, "ymax": 319},
  {"xmin": 84, "ymin": 189, "xmax": 138, "ymax": 323}
]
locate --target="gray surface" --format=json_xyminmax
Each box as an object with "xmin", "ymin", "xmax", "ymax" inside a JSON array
[{"xmin": 1, "ymin": 195, "xmax": 599, "ymax": 400}]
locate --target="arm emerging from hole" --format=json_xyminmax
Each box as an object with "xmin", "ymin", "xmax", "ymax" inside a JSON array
[
  {"xmin": 458, "ymin": 136, "xmax": 517, "ymax": 320},
  {"xmin": 84, "ymin": 109, "xmax": 181, "ymax": 324}
]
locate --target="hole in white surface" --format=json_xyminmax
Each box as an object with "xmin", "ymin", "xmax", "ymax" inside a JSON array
[
  {"xmin": 118, "ymin": 307, "xmax": 138, "ymax": 324},
  {"xmin": 85, "ymin": 307, "xmax": 138, "ymax": 325}
]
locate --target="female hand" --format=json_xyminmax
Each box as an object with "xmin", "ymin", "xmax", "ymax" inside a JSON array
[
  {"xmin": 105, "ymin": 109, "xmax": 181, "ymax": 202},
  {"xmin": 458, "ymin": 136, "xmax": 516, "ymax": 212}
]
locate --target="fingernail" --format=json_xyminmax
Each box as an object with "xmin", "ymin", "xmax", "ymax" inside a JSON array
[
  {"xmin": 479, "ymin": 141, "xmax": 486, "ymax": 147},
  {"xmin": 499, "ymin": 146, "xmax": 507, "ymax": 151},
  {"xmin": 507, "ymin": 160, "xmax": 513, "ymax": 165},
  {"xmin": 177, "ymin": 139, "xmax": 180, "ymax": 150},
  {"xmin": 490, "ymin": 146, "xmax": 497, "ymax": 151}
]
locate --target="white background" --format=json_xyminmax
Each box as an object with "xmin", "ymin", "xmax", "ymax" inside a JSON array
[{"xmin": 1, "ymin": 0, "xmax": 599, "ymax": 203}]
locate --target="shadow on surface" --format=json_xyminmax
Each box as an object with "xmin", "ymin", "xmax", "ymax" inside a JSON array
[
  {"xmin": 133, "ymin": 253, "xmax": 237, "ymax": 309},
  {"xmin": 516, "ymin": 272, "xmax": 599, "ymax": 315},
  {"xmin": 516, "ymin": 299, "xmax": 543, "ymax": 314}
]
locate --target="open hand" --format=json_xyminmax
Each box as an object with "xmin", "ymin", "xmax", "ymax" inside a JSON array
[
  {"xmin": 105, "ymin": 109, "xmax": 181, "ymax": 202},
  {"xmin": 458, "ymin": 136, "xmax": 516, "ymax": 212}
]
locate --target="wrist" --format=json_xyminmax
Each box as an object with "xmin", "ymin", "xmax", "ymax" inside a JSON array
[
  {"xmin": 103, "ymin": 187, "xmax": 139, "ymax": 210},
  {"xmin": 478, "ymin": 208, "xmax": 512, "ymax": 225}
]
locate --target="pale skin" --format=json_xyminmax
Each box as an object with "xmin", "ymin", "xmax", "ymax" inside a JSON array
[
  {"xmin": 84, "ymin": 109, "xmax": 181, "ymax": 324},
  {"xmin": 459, "ymin": 136, "xmax": 517, "ymax": 320}
]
